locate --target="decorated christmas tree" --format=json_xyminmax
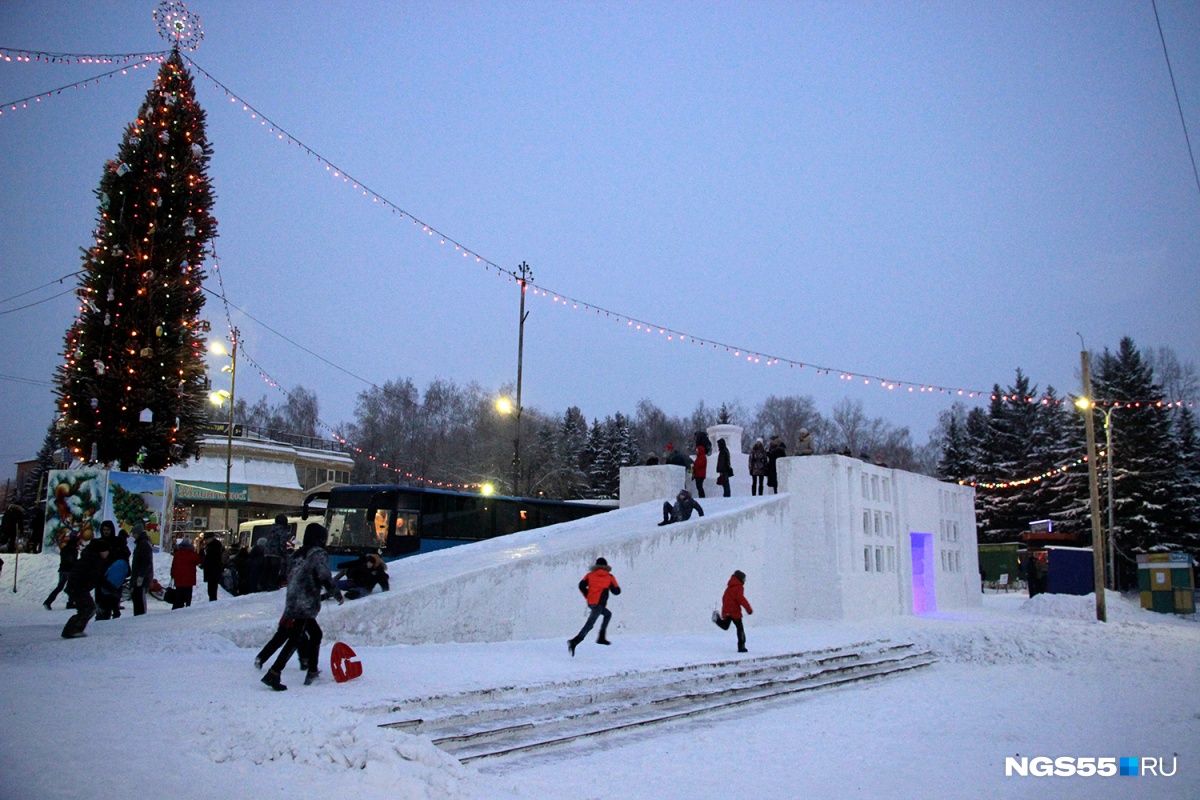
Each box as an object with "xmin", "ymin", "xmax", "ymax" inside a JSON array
[{"xmin": 54, "ymin": 47, "xmax": 216, "ymax": 472}]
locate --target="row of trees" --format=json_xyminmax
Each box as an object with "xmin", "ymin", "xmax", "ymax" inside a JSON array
[
  {"xmin": 935, "ymin": 338, "xmax": 1199, "ymax": 585},
  {"xmin": 227, "ymin": 380, "xmax": 934, "ymax": 500}
]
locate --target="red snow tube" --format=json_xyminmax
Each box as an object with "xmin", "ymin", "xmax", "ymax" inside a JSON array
[{"xmin": 331, "ymin": 641, "xmax": 363, "ymax": 683}]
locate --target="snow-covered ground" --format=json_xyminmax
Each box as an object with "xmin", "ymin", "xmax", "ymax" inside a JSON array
[{"xmin": 1, "ymin": 549, "xmax": 1197, "ymax": 800}]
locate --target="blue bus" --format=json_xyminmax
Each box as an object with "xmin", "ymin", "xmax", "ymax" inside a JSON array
[{"xmin": 302, "ymin": 484, "xmax": 613, "ymax": 561}]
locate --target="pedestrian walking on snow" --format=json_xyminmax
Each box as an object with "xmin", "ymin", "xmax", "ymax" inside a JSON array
[
  {"xmin": 43, "ymin": 532, "xmax": 80, "ymax": 610},
  {"xmin": 568, "ymin": 557, "xmax": 621, "ymax": 656},
  {"xmin": 263, "ymin": 514, "xmax": 291, "ymax": 590},
  {"xmin": 712, "ymin": 570, "xmax": 753, "ymax": 652},
  {"xmin": 169, "ymin": 538, "xmax": 202, "ymax": 609},
  {"xmin": 130, "ymin": 524, "xmax": 153, "ymax": 616},
  {"xmin": 201, "ymin": 531, "xmax": 224, "ymax": 602},
  {"xmin": 60, "ymin": 538, "xmax": 111, "ymax": 639},
  {"xmin": 258, "ymin": 523, "xmax": 344, "ymax": 691}
]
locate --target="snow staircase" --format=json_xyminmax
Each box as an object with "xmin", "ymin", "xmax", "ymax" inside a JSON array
[{"xmin": 377, "ymin": 639, "xmax": 936, "ymax": 762}]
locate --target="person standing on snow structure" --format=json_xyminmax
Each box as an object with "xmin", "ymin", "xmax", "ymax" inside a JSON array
[
  {"xmin": 692, "ymin": 445, "xmax": 708, "ymax": 498},
  {"xmin": 259, "ymin": 523, "xmax": 344, "ymax": 691},
  {"xmin": 749, "ymin": 438, "xmax": 769, "ymax": 496},
  {"xmin": 767, "ymin": 436, "xmax": 786, "ymax": 494},
  {"xmin": 568, "ymin": 557, "xmax": 621, "ymax": 656},
  {"xmin": 712, "ymin": 570, "xmax": 753, "ymax": 653},
  {"xmin": 660, "ymin": 489, "xmax": 704, "ymax": 526},
  {"xmin": 715, "ymin": 438, "xmax": 734, "ymax": 497}
]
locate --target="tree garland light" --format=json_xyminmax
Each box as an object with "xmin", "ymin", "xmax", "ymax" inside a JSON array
[
  {"xmin": 963, "ymin": 451, "xmax": 1105, "ymax": 490},
  {"xmin": 0, "ymin": 58, "xmax": 162, "ymax": 116}
]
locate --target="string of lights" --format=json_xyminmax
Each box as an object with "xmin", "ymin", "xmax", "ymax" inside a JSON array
[
  {"xmin": 5, "ymin": 46, "xmax": 1193, "ymax": 414},
  {"xmin": 0, "ymin": 47, "xmax": 167, "ymax": 65},
  {"xmin": 963, "ymin": 451, "xmax": 1104, "ymax": 490},
  {"xmin": 0, "ymin": 57, "xmax": 162, "ymax": 115},
  {"xmin": 182, "ymin": 58, "xmax": 1012, "ymax": 401}
]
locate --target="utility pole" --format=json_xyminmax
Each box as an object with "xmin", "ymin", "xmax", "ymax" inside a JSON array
[
  {"xmin": 1080, "ymin": 349, "xmax": 1107, "ymax": 622},
  {"xmin": 513, "ymin": 262, "xmax": 532, "ymax": 497}
]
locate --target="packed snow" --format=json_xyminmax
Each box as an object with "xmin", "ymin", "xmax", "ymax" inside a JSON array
[{"xmin": 1, "ymin": 543, "xmax": 1197, "ymax": 799}]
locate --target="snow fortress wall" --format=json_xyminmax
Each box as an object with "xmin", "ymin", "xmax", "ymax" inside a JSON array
[{"xmin": 325, "ymin": 453, "xmax": 980, "ymax": 647}]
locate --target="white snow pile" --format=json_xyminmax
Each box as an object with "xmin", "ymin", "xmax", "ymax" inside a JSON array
[{"xmin": 3, "ymin": 551, "xmax": 1198, "ymax": 799}]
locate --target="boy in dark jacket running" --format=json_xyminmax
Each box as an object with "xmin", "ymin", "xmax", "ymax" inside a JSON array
[
  {"xmin": 712, "ymin": 570, "xmax": 753, "ymax": 653},
  {"xmin": 61, "ymin": 538, "xmax": 111, "ymax": 639},
  {"xmin": 568, "ymin": 557, "xmax": 621, "ymax": 656},
  {"xmin": 44, "ymin": 532, "xmax": 80, "ymax": 610}
]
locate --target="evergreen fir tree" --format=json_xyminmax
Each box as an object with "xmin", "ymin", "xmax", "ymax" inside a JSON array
[
  {"xmin": 19, "ymin": 423, "xmax": 62, "ymax": 513},
  {"xmin": 1172, "ymin": 407, "xmax": 1200, "ymax": 549},
  {"xmin": 1092, "ymin": 337, "xmax": 1176, "ymax": 584},
  {"xmin": 54, "ymin": 50, "xmax": 216, "ymax": 472},
  {"xmin": 557, "ymin": 407, "xmax": 590, "ymax": 499},
  {"xmin": 935, "ymin": 405, "xmax": 972, "ymax": 482},
  {"xmin": 1035, "ymin": 387, "xmax": 1089, "ymax": 536}
]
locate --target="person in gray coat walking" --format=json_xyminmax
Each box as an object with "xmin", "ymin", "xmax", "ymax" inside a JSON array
[{"xmin": 258, "ymin": 523, "xmax": 343, "ymax": 691}]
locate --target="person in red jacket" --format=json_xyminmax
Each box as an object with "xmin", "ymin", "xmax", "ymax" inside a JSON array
[
  {"xmin": 170, "ymin": 538, "xmax": 203, "ymax": 609},
  {"xmin": 692, "ymin": 445, "xmax": 708, "ymax": 498},
  {"xmin": 712, "ymin": 570, "xmax": 753, "ymax": 652},
  {"xmin": 568, "ymin": 557, "xmax": 621, "ymax": 656}
]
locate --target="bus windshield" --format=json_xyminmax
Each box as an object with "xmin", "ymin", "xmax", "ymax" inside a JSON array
[{"xmin": 328, "ymin": 505, "xmax": 390, "ymax": 551}]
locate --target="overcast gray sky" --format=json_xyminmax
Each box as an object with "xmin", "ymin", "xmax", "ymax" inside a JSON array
[{"xmin": 2, "ymin": 0, "xmax": 1198, "ymax": 475}]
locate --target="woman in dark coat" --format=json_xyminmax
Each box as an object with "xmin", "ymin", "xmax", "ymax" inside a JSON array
[
  {"xmin": 201, "ymin": 532, "xmax": 225, "ymax": 602},
  {"xmin": 767, "ymin": 436, "xmax": 786, "ymax": 494},
  {"xmin": 716, "ymin": 438, "xmax": 734, "ymax": 497},
  {"xmin": 130, "ymin": 525, "xmax": 154, "ymax": 616}
]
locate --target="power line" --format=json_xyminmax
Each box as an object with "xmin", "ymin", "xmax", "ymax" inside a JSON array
[
  {"xmin": 0, "ymin": 287, "xmax": 75, "ymax": 315},
  {"xmin": 0, "ymin": 271, "xmax": 81, "ymax": 306},
  {"xmin": 1150, "ymin": 0, "xmax": 1200, "ymax": 204},
  {"xmin": 198, "ymin": 285, "xmax": 377, "ymax": 388}
]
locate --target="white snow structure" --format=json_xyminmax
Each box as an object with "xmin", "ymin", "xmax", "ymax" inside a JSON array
[{"xmin": 323, "ymin": 425, "xmax": 979, "ymax": 647}]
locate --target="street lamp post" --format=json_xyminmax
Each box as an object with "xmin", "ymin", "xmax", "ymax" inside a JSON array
[
  {"xmin": 209, "ymin": 328, "xmax": 238, "ymax": 535},
  {"xmin": 1076, "ymin": 349, "xmax": 1107, "ymax": 622},
  {"xmin": 511, "ymin": 261, "xmax": 532, "ymax": 497},
  {"xmin": 1099, "ymin": 406, "xmax": 1116, "ymax": 590}
]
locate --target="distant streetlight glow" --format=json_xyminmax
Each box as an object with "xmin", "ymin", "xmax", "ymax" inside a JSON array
[
  {"xmin": 481, "ymin": 483, "xmax": 495, "ymax": 496},
  {"xmin": 496, "ymin": 397, "xmax": 513, "ymax": 415}
]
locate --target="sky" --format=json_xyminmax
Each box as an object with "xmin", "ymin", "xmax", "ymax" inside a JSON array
[{"xmin": 1, "ymin": 0, "xmax": 1198, "ymax": 476}]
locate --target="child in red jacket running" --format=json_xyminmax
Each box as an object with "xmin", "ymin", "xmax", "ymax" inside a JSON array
[
  {"xmin": 713, "ymin": 570, "xmax": 753, "ymax": 652},
  {"xmin": 568, "ymin": 557, "xmax": 621, "ymax": 656}
]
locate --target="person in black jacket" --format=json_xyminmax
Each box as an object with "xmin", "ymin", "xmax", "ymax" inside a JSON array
[
  {"xmin": 659, "ymin": 489, "xmax": 704, "ymax": 526},
  {"xmin": 201, "ymin": 531, "xmax": 225, "ymax": 602},
  {"xmin": 130, "ymin": 524, "xmax": 154, "ymax": 616},
  {"xmin": 44, "ymin": 532, "xmax": 80, "ymax": 610},
  {"xmin": 61, "ymin": 538, "xmax": 111, "ymax": 639}
]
